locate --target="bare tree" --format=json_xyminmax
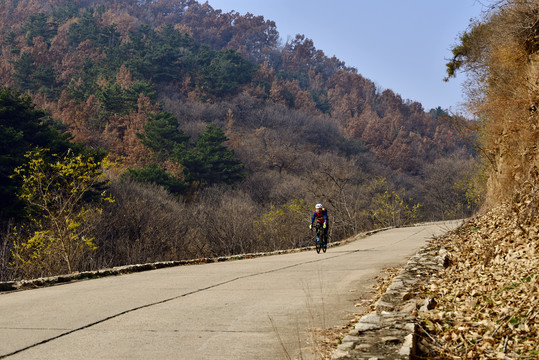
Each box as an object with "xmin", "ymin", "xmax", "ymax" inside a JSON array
[
  {"xmin": 421, "ymin": 152, "xmax": 483, "ymax": 220},
  {"xmin": 185, "ymin": 186, "xmax": 261, "ymax": 257},
  {"xmin": 306, "ymin": 152, "xmax": 371, "ymax": 238}
]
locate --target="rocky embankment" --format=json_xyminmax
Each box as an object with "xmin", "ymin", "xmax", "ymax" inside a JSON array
[{"xmin": 330, "ymin": 230, "xmax": 452, "ymax": 360}]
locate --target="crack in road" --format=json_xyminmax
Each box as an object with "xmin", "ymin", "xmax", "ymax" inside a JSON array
[
  {"xmin": 0, "ymin": 248, "xmax": 360, "ymax": 358},
  {"xmin": 1, "ymin": 228, "xmax": 424, "ymax": 358},
  {"xmin": 0, "ymin": 327, "xmax": 70, "ymax": 331}
]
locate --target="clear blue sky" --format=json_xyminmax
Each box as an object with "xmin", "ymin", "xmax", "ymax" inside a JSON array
[{"xmin": 205, "ymin": 0, "xmax": 487, "ymax": 112}]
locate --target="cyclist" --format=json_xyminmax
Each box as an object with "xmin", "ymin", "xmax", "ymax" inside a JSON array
[{"xmin": 309, "ymin": 203, "xmax": 329, "ymax": 246}]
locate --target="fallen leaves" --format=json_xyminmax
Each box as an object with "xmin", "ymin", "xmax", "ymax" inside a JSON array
[{"xmin": 418, "ymin": 187, "xmax": 539, "ymax": 359}]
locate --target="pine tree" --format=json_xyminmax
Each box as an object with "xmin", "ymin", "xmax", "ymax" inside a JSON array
[
  {"xmin": 12, "ymin": 52, "xmax": 36, "ymax": 91},
  {"xmin": 137, "ymin": 111, "xmax": 189, "ymax": 160},
  {"xmin": 123, "ymin": 163, "xmax": 187, "ymax": 195},
  {"xmin": 0, "ymin": 88, "xmax": 76, "ymax": 220},
  {"xmin": 183, "ymin": 123, "xmax": 245, "ymax": 186}
]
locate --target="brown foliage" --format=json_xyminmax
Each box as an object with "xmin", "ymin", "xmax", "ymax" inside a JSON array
[
  {"xmin": 100, "ymin": 8, "xmax": 140, "ymax": 41},
  {"xmin": 0, "ymin": 46, "xmax": 16, "ymax": 87},
  {"xmin": 305, "ymin": 152, "xmax": 372, "ymax": 237},
  {"xmin": 248, "ymin": 61, "xmax": 275, "ymax": 99},
  {"xmin": 51, "ymin": 20, "xmax": 81, "ymax": 84},
  {"xmin": 418, "ymin": 2, "xmax": 539, "ymax": 357},
  {"xmin": 102, "ymin": 94, "xmax": 157, "ymax": 166},
  {"xmin": 179, "ymin": 2, "xmax": 279, "ymax": 63},
  {"xmin": 422, "ymin": 152, "xmax": 483, "ymax": 220},
  {"xmin": 456, "ymin": 1, "xmax": 539, "ymax": 206},
  {"xmin": 251, "ymin": 126, "xmax": 304, "ymax": 175},
  {"xmin": 0, "ymin": 0, "xmax": 474, "ymax": 178},
  {"xmin": 0, "ymin": 222, "xmax": 15, "ymax": 281},
  {"xmin": 219, "ymin": 12, "xmax": 279, "ymax": 63}
]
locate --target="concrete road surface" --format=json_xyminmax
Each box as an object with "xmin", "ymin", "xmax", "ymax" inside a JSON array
[{"xmin": 0, "ymin": 221, "xmax": 460, "ymax": 360}]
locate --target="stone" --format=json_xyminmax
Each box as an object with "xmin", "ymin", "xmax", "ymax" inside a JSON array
[
  {"xmin": 375, "ymin": 300, "xmax": 394, "ymax": 313},
  {"xmin": 330, "ymin": 235, "xmax": 451, "ymax": 359},
  {"xmin": 405, "ymin": 323, "xmax": 416, "ymax": 332},
  {"xmin": 337, "ymin": 341, "xmax": 355, "ymax": 351},
  {"xmin": 331, "ymin": 349, "xmax": 351, "ymax": 359},
  {"xmin": 355, "ymin": 322, "xmax": 382, "ymax": 332},
  {"xmin": 386, "ymin": 280, "xmax": 404, "ymax": 291},
  {"xmin": 398, "ymin": 334, "xmax": 415, "ymax": 355},
  {"xmin": 342, "ymin": 335, "xmax": 361, "ymax": 343},
  {"xmin": 355, "ymin": 343, "xmax": 372, "ymax": 350},
  {"xmin": 359, "ymin": 314, "xmax": 382, "ymax": 324},
  {"xmin": 400, "ymin": 301, "xmax": 417, "ymax": 314}
]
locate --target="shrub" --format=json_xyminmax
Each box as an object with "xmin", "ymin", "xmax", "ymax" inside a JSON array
[
  {"xmin": 89, "ymin": 179, "xmax": 190, "ymax": 267},
  {"xmin": 10, "ymin": 148, "xmax": 110, "ymax": 279},
  {"xmin": 185, "ymin": 186, "xmax": 260, "ymax": 256},
  {"xmin": 256, "ymin": 199, "xmax": 311, "ymax": 251}
]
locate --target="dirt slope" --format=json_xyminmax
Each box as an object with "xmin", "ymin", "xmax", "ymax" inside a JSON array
[{"xmin": 417, "ymin": 180, "xmax": 539, "ymax": 359}]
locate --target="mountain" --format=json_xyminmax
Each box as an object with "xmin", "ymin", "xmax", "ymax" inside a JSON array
[
  {"xmin": 0, "ymin": 0, "xmax": 481, "ymax": 280},
  {"xmin": 0, "ymin": 0, "xmax": 475, "ymax": 168}
]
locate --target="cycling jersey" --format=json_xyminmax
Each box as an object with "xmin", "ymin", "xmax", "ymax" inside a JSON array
[{"xmin": 311, "ymin": 208, "xmax": 328, "ymax": 224}]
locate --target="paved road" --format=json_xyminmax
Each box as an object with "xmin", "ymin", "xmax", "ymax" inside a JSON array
[{"xmin": 0, "ymin": 221, "xmax": 460, "ymax": 360}]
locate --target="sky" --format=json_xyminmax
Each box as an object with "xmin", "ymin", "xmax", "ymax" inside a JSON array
[{"xmin": 204, "ymin": 0, "xmax": 488, "ymax": 113}]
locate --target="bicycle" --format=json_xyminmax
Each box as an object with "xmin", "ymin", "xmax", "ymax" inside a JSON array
[{"xmin": 312, "ymin": 222, "xmax": 327, "ymax": 253}]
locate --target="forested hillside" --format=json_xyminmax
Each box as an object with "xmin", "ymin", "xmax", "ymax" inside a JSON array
[{"xmin": 0, "ymin": 0, "xmax": 481, "ymax": 281}]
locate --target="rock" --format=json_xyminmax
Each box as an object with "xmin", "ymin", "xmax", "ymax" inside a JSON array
[
  {"xmin": 400, "ymin": 301, "xmax": 417, "ymax": 314},
  {"xmin": 419, "ymin": 297, "xmax": 437, "ymax": 312},
  {"xmin": 337, "ymin": 341, "xmax": 355, "ymax": 351},
  {"xmin": 342, "ymin": 335, "xmax": 361, "ymax": 343},
  {"xmin": 355, "ymin": 322, "xmax": 382, "ymax": 332},
  {"xmin": 375, "ymin": 300, "xmax": 394, "ymax": 313},
  {"xmin": 331, "ymin": 349, "xmax": 351, "ymax": 359},
  {"xmin": 381, "ymin": 336, "xmax": 400, "ymax": 345},
  {"xmin": 398, "ymin": 334, "xmax": 415, "ymax": 356},
  {"xmin": 359, "ymin": 314, "xmax": 382, "ymax": 324}
]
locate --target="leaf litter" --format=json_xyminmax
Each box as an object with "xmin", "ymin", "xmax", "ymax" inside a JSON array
[{"xmin": 417, "ymin": 186, "xmax": 539, "ymax": 359}]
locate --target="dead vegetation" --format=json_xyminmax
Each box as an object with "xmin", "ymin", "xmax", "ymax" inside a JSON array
[
  {"xmin": 417, "ymin": 2, "xmax": 539, "ymax": 355},
  {"xmin": 417, "ymin": 182, "xmax": 539, "ymax": 359}
]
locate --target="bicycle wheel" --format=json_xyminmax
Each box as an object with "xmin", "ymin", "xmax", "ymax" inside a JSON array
[{"xmin": 322, "ymin": 238, "xmax": 327, "ymax": 253}]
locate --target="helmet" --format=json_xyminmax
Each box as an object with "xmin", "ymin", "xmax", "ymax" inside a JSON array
[{"xmin": 315, "ymin": 203, "xmax": 323, "ymax": 209}]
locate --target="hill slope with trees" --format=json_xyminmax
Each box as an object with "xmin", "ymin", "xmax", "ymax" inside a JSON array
[
  {"xmin": 416, "ymin": 1, "xmax": 539, "ymax": 358},
  {"xmin": 0, "ymin": 0, "xmax": 482, "ymax": 280}
]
